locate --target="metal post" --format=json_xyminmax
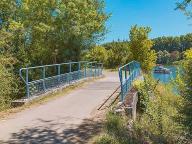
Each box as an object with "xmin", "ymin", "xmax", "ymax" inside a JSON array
[
  {"xmin": 94, "ymin": 62, "xmax": 96, "ymax": 77},
  {"xmin": 58, "ymin": 64, "xmax": 61, "ymax": 85},
  {"xmin": 119, "ymin": 69, "xmax": 124, "ymax": 102},
  {"xmin": 84, "ymin": 62, "xmax": 87, "ymax": 78},
  {"xmin": 26, "ymin": 68, "xmax": 30, "ymax": 98},
  {"xmin": 78, "ymin": 62, "xmax": 81, "ymax": 79},
  {"xmin": 125, "ymin": 68, "xmax": 127, "ymax": 92},
  {"xmin": 69, "ymin": 62, "xmax": 72, "ymax": 83},
  {"xmin": 43, "ymin": 66, "xmax": 46, "ymax": 91},
  {"xmin": 101, "ymin": 63, "xmax": 103, "ymax": 75},
  {"xmin": 91, "ymin": 63, "xmax": 93, "ymax": 77}
]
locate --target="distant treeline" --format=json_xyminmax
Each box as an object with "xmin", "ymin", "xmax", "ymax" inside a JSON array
[
  {"xmin": 152, "ymin": 33, "xmax": 192, "ymax": 52},
  {"xmin": 102, "ymin": 33, "xmax": 192, "ymax": 64}
]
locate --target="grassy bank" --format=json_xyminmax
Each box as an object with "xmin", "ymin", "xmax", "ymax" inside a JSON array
[{"xmin": 94, "ymin": 77, "xmax": 186, "ymax": 144}]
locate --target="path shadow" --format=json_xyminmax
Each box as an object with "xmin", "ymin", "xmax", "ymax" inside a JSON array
[{"xmin": 1, "ymin": 118, "xmax": 103, "ymax": 144}]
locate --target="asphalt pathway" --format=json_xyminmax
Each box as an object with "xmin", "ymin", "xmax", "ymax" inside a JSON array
[{"xmin": 0, "ymin": 71, "xmax": 119, "ymax": 144}]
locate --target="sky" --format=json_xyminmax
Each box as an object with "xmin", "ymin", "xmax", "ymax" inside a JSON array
[{"xmin": 103, "ymin": 0, "xmax": 192, "ymax": 43}]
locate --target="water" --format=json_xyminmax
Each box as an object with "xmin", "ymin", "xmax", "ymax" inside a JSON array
[{"xmin": 152, "ymin": 66, "xmax": 177, "ymax": 84}]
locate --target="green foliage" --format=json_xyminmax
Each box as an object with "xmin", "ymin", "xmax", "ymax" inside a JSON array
[
  {"xmin": 177, "ymin": 50, "xmax": 192, "ymax": 141},
  {"xmin": 135, "ymin": 84, "xmax": 184, "ymax": 143},
  {"xmin": 129, "ymin": 25, "xmax": 157, "ymax": 73},
  {"xmin": 134, "ymin": 75, "xmax": 157, "ymax": 112},
  {"xmin": 106, "ymin": 42, "xmax": 131, "ymax": 68},
  {"xmin": 95, "ymin": 112, "xmax": 139, "ymax": 144},
  {"xmin": 0, "ymin": 55, "xmax": 18, "ymax": 110},
  {"xmin": 84, "ymin": 46, "xmax": 108, "ymax": 64},
  {"xmin": 0, "ymin": 0, "xmax": 109, "ymax": 102},
  {"xmin": 153, "ymin": 34, "xmax": 192, "ymax": 52},
  {"xmin": 95, "ymin": 82, "xmax": 185, "ymax": 143},
  {"xmin": 95, "ymin": 134, "xmax": 118, "ymax": 144}
]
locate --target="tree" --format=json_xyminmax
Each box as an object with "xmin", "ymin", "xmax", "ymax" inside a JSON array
[
  {"xmin": 104, "ymin": 41, "xmax": 131, "ymax": 68},
  {"xmin": 84, "ymin": 46, "xmax": 108, "ymax": 64},
  {"xmin": 0, "ymin": 0, "xmax": 109, "ymax": 100},
  {"xmin": 152, "ymin": 34, "xmax": 192, "ymax": 53},
  {"xmin": 176, "ymin": 0, "xmax": 192, "ymax": 19},
  {"xmin": 129, "ymin": 25, "xmax": 157, "ymax": 73}
]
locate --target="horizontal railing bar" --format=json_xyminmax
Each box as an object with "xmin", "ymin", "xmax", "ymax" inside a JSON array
[{"xmin": 20, "ymin": 61, "xmax": 91, "ymax": 70}]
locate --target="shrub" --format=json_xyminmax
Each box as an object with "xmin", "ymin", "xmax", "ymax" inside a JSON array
[
  {"xmin": 95, "ymin": 112, "xmax": 139, "ymax": 144},
  {"xmin": 134, "ymin": 75, "xmax": 157, "ymax": 112},
  {"xmin": 134, "ymin": 84, "xmax": 184, "ymax": 143},
  {"xmin": 84, "ymin": 46, "xmax": 108, "ymax": 64},
  {"xmin": 94, "ymin": 134, "xmax": 118, "ymax": 144},
  {"xmin": 0, "ymin": 55, "xmax": 18, "ymax": 111},
  {"xmin": 107, "ymin": 44, "xmax": 131, "ymax": 68}
]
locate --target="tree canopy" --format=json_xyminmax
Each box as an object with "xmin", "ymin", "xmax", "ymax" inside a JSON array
[{"xmin": 129, "ymin": 25, "xmax": 157, "ymax": 72}]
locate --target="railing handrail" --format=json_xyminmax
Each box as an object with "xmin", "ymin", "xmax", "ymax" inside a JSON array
[
  {"xmin": 19, "ymin": 61, "xmax": 103, "ymax": 98},
  {"xmin": 118, "ymin": 61, "xmax": 141, "ymax": 101}
]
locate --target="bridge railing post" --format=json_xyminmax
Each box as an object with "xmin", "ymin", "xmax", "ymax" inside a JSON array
[
  {"xmin": 125, "ymin": 68, "xmax": 127, "ymax": 92},
  {"xmin": 58, "ymin": 64, "xmax": 61, "ymax": 85},
  {"xmin": 84, "ymin": 62, "xmax": 87, "ymax": 78},
  {"xmin": 94, "ymin": 62, "xmax": 96, "ymax": 77},
  {"xmin": 69, "ymin": 62, "xmax": 72, "ymax": 84},
  {"xmin": 91, "ymin": 63, "xmax": 93, "ymax": 77},
  {"xmin": 43, "ymin": 66, "xmax": 46, "ymax": 91},
  {"xmin": 78, "ymin": 62, "xmax": 81, "ymax": 79},
  {"xmin": 119, "ymin": 69, "xmax": 124, "ymax": 101},
  {"xmin": 26, "ymin": 67, "xmax": 30, "ymax": 98}
]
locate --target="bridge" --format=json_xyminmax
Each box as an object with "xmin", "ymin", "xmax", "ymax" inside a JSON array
[{"xmin": 0, "ymin": 61, "xmax": 142, "ymax": 143}]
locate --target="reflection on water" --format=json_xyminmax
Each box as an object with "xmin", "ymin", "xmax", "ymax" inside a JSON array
[{"xmin": 152, "ymin": 66, "xmax": 177, "ymax": 83}]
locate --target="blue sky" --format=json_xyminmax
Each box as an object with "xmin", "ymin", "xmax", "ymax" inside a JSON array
[{"xmin": 103, "ymin": 0, "xmax": 192, "ymax": 43}]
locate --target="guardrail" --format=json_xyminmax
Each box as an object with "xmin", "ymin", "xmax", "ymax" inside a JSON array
[
  {"xmin": 118, "ymin": 61, "xmax": 141, "ymax": 101},
  {"xmin": 19, "ymin": 61, "xmax": 103, "ymax": 98}
]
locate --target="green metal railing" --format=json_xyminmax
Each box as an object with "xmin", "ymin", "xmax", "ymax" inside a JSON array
[
  {"xmin": 118, "ymin": 61, "xmax": 141, "ymax": 101},
  {"xmin": 19, "ymin": 61, "xmax": 103, "ymax": 98}
]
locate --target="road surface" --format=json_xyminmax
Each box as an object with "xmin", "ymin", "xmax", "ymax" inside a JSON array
[{"xmin": 0, "ymin": 71, "xmax": 119, "ymax": 144}]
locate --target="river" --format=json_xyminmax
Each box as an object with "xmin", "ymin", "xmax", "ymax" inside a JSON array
[{"xmin": 152, "ymin": 66, "xmax": 177, "ymax": 83}]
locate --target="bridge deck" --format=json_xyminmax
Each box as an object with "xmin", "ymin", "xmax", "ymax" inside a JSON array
[{"xmin": 0, "ymin": 71, "xmax": 119, "ymax": 143}]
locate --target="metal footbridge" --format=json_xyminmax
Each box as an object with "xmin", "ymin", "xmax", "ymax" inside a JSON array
[{"xmin": 19, "ymin": 60, "xmax": 141, "ymax": 103}]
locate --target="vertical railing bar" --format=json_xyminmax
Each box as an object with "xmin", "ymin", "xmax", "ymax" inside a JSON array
[
  {"xmin": 43, "ymin": 66, "xmax": 46, "ymax": 91},
  {"xmin": 94, "ymin": 62, "xmax": 96, "ymax": 77},
  {"xmin": 26, "ymin": 67, "xmax": 30, "ymax": 98},
  {"xmin": 125, "ymin": 69, "xmax": 127, "ymax": 92},
  {"xmin": 78, "ymin": 62, "xmax": 81, "ymax": 79},
  {"xmin": 84, "ymin": 62, "xmax": 87, "ymax": 78},
  {"xmin": 91, "ymin": 63, "xmax": 93, "ymax": 77},
  {"xmin": 69, "ymin": 62, "xmax": 72, "ymax": 83},
  {"xmin": 58, "ymin": 64, "xmax": 61, "ymax": 85}
]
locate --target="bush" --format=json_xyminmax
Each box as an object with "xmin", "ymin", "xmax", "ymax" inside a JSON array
[
  {"xmin": 0, "ymin": 55, "xmax": 18, "ymax": 111},
  {"xmin": 107, "ymin": 44, "xmax": 130, "ymax": 68},
  {"xmin": 134, "ymin": 75, "xmax": 157, "ymax": 112},
  {"xmin": 94, "ymin": 134, "xmax": 118, "ymax": 144},
  {"xmin": 134, "ymin": 84, "xmax": 184, "ymax": 143},
  {"xmin": 84, "ymin": 46, "xmax": 108, "ymax": 64},
  {"xmin": 95, "ymin": 112, "xmax": 139, "ymax": 144}
]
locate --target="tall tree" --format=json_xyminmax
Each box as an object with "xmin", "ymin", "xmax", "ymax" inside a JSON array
[{"xmin": 129, "ymin": 25, "xmax": 157, "ymax": 73}]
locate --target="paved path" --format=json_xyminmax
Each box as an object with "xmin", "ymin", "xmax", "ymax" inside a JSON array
[{"xmin": 0, "ymin": 71, "xmax": 119, "ymax": 144}]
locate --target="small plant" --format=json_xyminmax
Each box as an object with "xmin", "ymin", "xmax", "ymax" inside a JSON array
[
  {"xmin": 134, "ymin": 75, "xmax": 158, "ymax": 112},
  {"xmin": 94, "ymin": 134, "xmax": 118, "ymax": 144}
]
